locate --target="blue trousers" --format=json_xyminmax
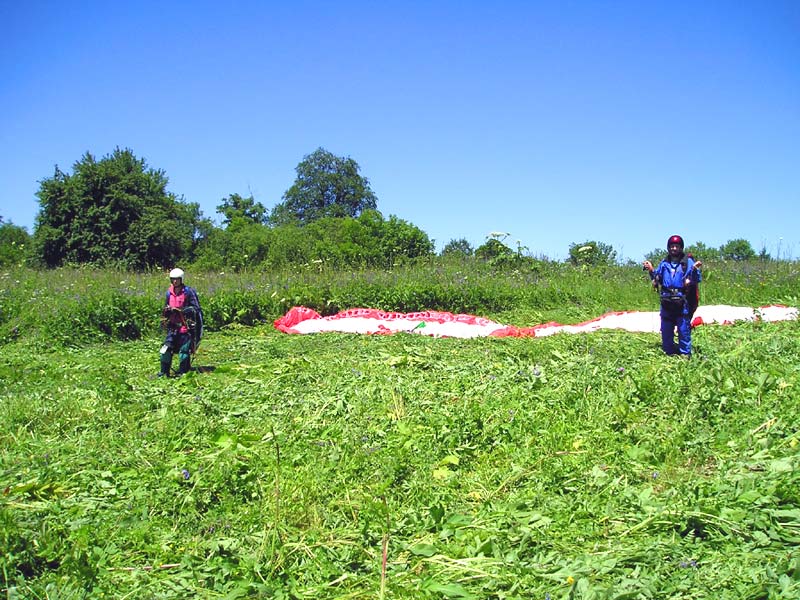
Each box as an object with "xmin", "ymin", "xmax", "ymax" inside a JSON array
[{"xmin": 660, "ymin": 305, "xmax": 692, "ymax": 355}]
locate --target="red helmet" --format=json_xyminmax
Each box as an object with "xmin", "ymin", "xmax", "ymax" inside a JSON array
[{"xmin": 667, "ymin": 235, "xmax": 684, "ymax": 249}]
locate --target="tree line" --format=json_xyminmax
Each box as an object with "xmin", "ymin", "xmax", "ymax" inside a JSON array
[
  {"xmin": 1, "ymin": 147, "xmax": 432, "ymax": 271},
  {"xmin": 0, "ymin": 147, "xmax": 771, "ymax": 270}
]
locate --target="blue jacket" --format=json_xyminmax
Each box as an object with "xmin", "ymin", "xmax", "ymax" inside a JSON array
[{"xmin": 651, "ymin": 255, "xmax": 701, "ymax": 302}]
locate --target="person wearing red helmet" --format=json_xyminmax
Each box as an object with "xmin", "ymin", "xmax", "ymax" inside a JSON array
[{"xmin": 642, "ymin": 236, "xmax": 703, "ymax": 356}]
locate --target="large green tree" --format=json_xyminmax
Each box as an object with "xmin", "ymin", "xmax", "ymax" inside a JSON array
[
  {"xmin": 441, "ymin": 238, "xmax": 475, "ymax": 257},
  {"xmin": 568, "ymin": 240, "xmax": 617, "ymax": 266},
  {"xmin": 194, "ymin": 221, "xmax": 273, "ymax": 272},
  {"xmin": 33, "ymin": 148, "xmax": 206, "ymax": 269},
  {"xmin": 270, "ymin": 148, "xmax": 378, "ymax": 225},
  {"xmin": 378, "ymin": 215, "xmax": 435, "ymax": 263},
  {"xmin": 217, "ymin": 193, "xmax": 268, "ymax": 227},
  {"xmin": 644, "ymin": 240, "xmax": 721, "ymax": 264},
  {"xmin": 720, "ymin": 238, "xmax": 756, "ymax": 262}
]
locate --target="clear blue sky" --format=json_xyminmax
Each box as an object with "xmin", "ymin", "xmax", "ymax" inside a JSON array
[{"xmin": 2, "ymin": 1, "xmax": 798, "ymax": 261}]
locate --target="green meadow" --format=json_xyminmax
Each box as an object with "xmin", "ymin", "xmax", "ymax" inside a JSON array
[{"xmin": 1, "ymin": 261, "xmax": 799, "ymax": 599}]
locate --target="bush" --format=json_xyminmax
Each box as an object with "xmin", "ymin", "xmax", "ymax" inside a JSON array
[{"xmin": 0, "ymin": 222, "xmax": 31, "ymax": 267}]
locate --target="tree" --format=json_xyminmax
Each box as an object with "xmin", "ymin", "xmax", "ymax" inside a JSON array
[
  {"xmin": 475, "ymin": 238, "xmax": 513, "ymax": 261},
  {"xmin": 217, "ymin": 193, "xmax": 268, "ymax": 226},
  {"xmin": 193, "ymin": 220, "xmax": 273, "ymax": 272},
  {"xmin": 270, "ymin": 148, "xmax": 378, "ymax": 226},
  {"xmin": 300, "ymin": 215, "xmax": 376, "ymax": 267},
  {"xmin": 0, "ymin": 221, "xmax": 30, "ymax": 266},
  {"xmin": 303, "ymin": 211, "xmax": 433, "ymax": 268},
  {"xmin": 441, "ymin": 238, "xmax": 474, "ymax": 257},
  {"xmin": 719, "ymin": 238, "xmax": 756, "ymax": 262},
  {"xmin": 684, "ymin": 241, "xmax": 720, "ymax": 262},
  {"xmin": 32, "ymin": 148, "xmax": 206, "ymax": 269},
  {"xmin": 645, "ymin": 240, "xmax": 720, "ymax": 265},
  {"xmin": 265, "ymin": 224, "xmax": 312, "ymax": 268},
  {"xmin": 378, "ymin": 215, "xmax": 434, "ymax": 263},
  {"xmin": 568, "ymin": 240, "xmax": 617, "ymax": 266}
]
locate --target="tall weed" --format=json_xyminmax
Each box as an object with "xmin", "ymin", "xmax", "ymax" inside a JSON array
[{"xmin": 1, "ymin": 259, "xmax": 797, "ymax": 348}]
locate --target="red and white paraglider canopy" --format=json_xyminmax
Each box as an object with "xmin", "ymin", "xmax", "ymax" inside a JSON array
[{"xmin": 275, "ymin": 305, "xmax": 797, "ymax": 338}]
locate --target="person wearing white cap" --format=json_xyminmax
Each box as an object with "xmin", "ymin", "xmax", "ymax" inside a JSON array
[{"xmin": 159, "ymin": 268, "xmax": 203, "ymax": 376}]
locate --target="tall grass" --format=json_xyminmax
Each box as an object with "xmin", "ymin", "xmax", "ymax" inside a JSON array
[{"xmin": 1, "ymin": 258, "xmax": 798, "ymax": 348}]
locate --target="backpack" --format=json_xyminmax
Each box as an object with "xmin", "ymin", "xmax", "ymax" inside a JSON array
[{"xmin": 165, "ymin": 287, "xmax": 204, "ymax": 352}]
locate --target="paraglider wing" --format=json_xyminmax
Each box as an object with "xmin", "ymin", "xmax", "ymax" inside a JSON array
[{"xmin": 274, "ymin": 305, "xmax": 798, "ymax": 338}]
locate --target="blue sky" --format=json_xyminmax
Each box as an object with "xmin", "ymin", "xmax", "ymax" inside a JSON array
[{"xmin": 2, "ymin": 1, "xmax": 798, "ymax": 261}]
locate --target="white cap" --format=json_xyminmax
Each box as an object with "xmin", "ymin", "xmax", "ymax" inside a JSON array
[{"xmin": 169, "ymin": 268, "xmax": 185, "ymax": 279}]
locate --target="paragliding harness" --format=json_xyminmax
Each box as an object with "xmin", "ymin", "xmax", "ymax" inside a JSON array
[
  {"xmin": 161, "ymin": 289, "xmax": 203, "ymax": 355},
  {"xmin": 653, "ymin": 254, "xmax": 699, "ymax": 316}
]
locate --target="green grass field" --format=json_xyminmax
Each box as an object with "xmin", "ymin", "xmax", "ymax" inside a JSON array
[{"xmin": 1, "ymin": 264, "xmax": 799, "ymax": 598}]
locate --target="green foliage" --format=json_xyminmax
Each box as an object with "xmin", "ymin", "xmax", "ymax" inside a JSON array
[
  {"xmin": 441, "ymin": 238, "xmax": 474, "ymax": 257},
  {"xmin": 645, "ymin": 241, "xmax": 729, "ymax": 266},
  {"xmin": 3, "ymin": 258, "xmax": 798, "ymax": 351},
  {"xmin": 305, "ymin": 213, "xmax": 382, "ymax": 267},
  {"xmin": 646, "ymin": 239, "xmax": 767, "ymax": 269},
  {"xmin": 193, "ymin": 211, "xmax": 433, "ymax": 272},
  {"xmin": 473, "ymin": 238, "xmax": 545, "ymax": 272},
  {"xmin": 377, "ymin": 215, "xmax": 435, "ymax": 264},
  {"xmin": 475, "ymin": 238, "xmax": 513, "ymax": 261},
  {"xmin": 1, "ymin": 290, "xmax": 799, "ymax": 597},
  {"xmin": 270, "ymin": 147, "xmax": 378, "ymax": 226},
  {"xmin": 720, "ymin": 238, "xmax": 757, "ymax": 262},
  {"xmin": 264, "ymin": 224, "xmax": 312, "ymax": 269},
  {"xmin": 0, "ymin": 221, "xmax": 30, "ymax": 266},
  {"xmin": 686, "ymin": 241, "xmax": 721, "ymax": 262},
  {"xmin": 31, "ymin": 148, "xmax": 209, "ymax": 269},
  {"xmin": 216, "ymin": 192, "xmax": 268, "ymax": 226},
  {"xmin": 193, "ymin": 220, "xmax": 273, "ymax": 272},
  {"xmin": 568, "ymin": 240, "xmax": 617, "ymax": 266}
]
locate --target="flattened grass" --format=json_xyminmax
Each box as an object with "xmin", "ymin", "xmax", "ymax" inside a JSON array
[{"xmin": 2, "ymin": 315, "xmax": 799, "ymax": 598}]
